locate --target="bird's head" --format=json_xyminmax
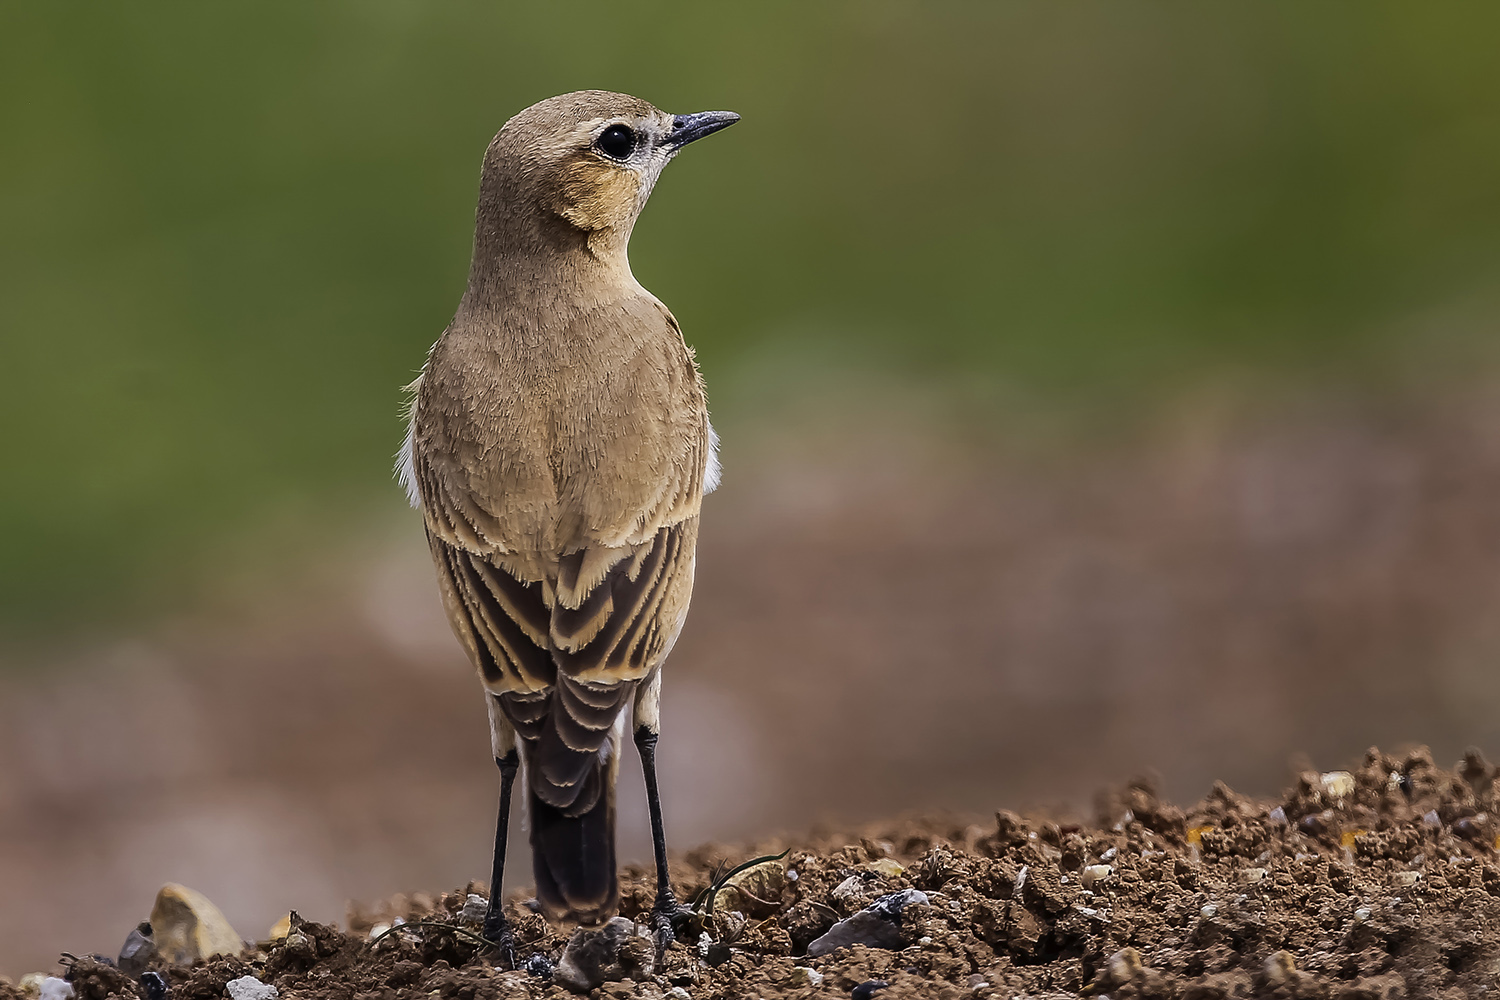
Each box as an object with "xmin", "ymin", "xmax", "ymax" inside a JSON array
[{"xmin": 477, "ymin": 90, "xmax": 739, "ymax": 261}]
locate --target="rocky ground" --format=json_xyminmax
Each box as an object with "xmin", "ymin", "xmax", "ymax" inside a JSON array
[
  {"xmin": 11, "ymin": 746, "xmax": 1500, "ymax": 999},
  {"xmin": 11, "ymin": 391, "xmax": 1500, "ymax": 975}
]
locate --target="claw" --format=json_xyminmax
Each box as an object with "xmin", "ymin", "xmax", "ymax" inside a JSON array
[
  {"xmin": 649, "ymin": 897, "xmax": 695, "ymax": 956},
  {"xmin": 481, "ymin": 907, "xmax": 517, "ymax": 969}
]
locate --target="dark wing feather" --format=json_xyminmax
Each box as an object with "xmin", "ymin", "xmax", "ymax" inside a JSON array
[{"xmin": 429, "ymin": 519, "xmax": 697, "ymax": 815}]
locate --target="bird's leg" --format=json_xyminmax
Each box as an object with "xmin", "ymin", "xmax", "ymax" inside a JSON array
[
  {"xmin": 482, "ymin": 749, "xmax": 520, "ymax": 967},
  {"xmin": 635, "ymin": 724, "xmax": 692, "ymax": 952}
]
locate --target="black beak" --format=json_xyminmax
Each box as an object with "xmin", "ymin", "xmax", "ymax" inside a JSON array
[{"xmin": 664, "ymin": 110, "xmax": 741, "ymax": 149}]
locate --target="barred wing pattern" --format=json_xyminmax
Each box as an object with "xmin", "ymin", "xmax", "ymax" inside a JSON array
[{"xmin": 427, "ymin": 518, "xmax": 698, "ymax": 816}]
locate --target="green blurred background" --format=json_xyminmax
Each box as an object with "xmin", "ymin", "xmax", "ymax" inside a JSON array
[{"xmin": 4, "ymin": 1, "xmax": 1500, "ymax": 630}]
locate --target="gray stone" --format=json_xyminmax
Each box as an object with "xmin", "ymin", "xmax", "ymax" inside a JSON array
[
  {"xmin": 459, "ymin": 893, "xmax": 488, "ymax": 925},
  {"xmin": 806, "ymin": 889, "xmax": 930, "ymax": 957},
  {"xmin": 553, "ymin": 917, "xmax": 654, "ymax": 993},
  {"xmin": 225, "ymin": 975, "xmax": 278, "ymax": 1000},
  {"xmin": 117, "ymin": 921, "xmax": 156, "ymax": 977}
]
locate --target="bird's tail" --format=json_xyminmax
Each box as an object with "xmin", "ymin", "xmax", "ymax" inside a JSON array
[{"xmin": 526, "ymin": 740, "xmax": 620, "ymax": 924}]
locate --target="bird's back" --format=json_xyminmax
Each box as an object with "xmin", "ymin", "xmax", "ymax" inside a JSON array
[{"xmin": 413, "ymin": 287, "xmax": 708, "ymax": 574}]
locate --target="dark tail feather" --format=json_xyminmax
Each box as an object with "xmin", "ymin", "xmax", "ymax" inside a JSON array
[{"xmin": 530, "ymin": 764, "xmax": 617, "ymax": 924}]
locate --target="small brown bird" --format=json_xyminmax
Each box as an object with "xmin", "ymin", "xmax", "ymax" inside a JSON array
[{"xmin": 398, "ymin": 91, "xmax": 737, "ymax": 959}]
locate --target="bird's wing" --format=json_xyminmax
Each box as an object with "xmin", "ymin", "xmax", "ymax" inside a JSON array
[{"xmin": 426, "ymin": 517, "xmax": 698, "ymax": 813}]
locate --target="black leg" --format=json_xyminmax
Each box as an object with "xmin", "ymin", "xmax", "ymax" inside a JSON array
[
  {"xmin": 635, "ymin": 726, "xmax": 690, "ymax": 951},
  {"xmin": 482, "ymin": 749, "xmax": 519, "ymax": 967}
]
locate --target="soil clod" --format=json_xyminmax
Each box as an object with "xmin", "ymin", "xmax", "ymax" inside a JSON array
[{"xmin": 16, "ymin": 746, "xmax": 1500, "ymax": 999}]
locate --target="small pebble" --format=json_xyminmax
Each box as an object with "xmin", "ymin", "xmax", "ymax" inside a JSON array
[
  {"xmin": 38, "ymin": 978, "xmax": 74, "ymax": 1000},
  {"xmin": 1354, "ymin": 907, "xmax": 1372, "ymax": 922},
  {"xmin": 1391, "ymin": 871, "xmax": 1420, "ymax": 887},
  {"xmin": 117, "ymin": 921, "xmax": 156, "ymax": 977},
  {"xmin": 524, "ymin": 954, "xmax": 554, "ymax": 980},
  {"xmin": 1080, "ymin": 864, "xmax": 1113, "ymax": 889},
  {"xmin": 554, "ymin": 917, "xmax": 654, "ymax": 992},
  {"xmin": 140, "ymin": 972, "xmax": 169, "ymax": 1000},
  {"xmin": 1099, "ymin": 847, "xmax": 1118, "ymax": 862},
  {"xmin": 1320, "ymin": 771, "xmax": 1355, "ymax": 802},
  {"xmin": 716, "ymin": 909, "xmax": 748, "ymax": 941},
  {"xmin": 851, "ymin": 980, "xmax": 889, "ymax": 1000},
  {"xmin": 1107, "ymin": 947, "xmax": 1143, "ymax": 983},
  {"xmin": 1267, "ymin": 806, "xmax": 1287, "ymax": 826},
  {"xmin": 668, "ymin": 989, "xmax": 691, "ymax": 1000},
  {"xmin": 966, "ymin": 974, "xmax": 989, "ymax": 988},
  {"xmin": 1200, "ymin": 904, "xmax": 1217, "ymax": 918},
  {"xmin": 151, "ymin": 884, "xmax": 244, "ymax": 965},
  {"xmin": 870, "ymin": 888, "xmax": 929, "ymax": 918},
  {"xmin": 1454, "ymin": 817, "xmax": 1487, "ymax": 842},
  {"xmin": 1240, "ymin": 868, "xmax": 1267, "ymax": 884},
  {"xmin": 807, "ymin": 890, "xmax": 928, "ymax": 957},
  {"xmin": 831, "ymin": 875, "xmax": 864, "ymax": 900},
  {"xmin": 225, "ymin": 976, "xmax": 278, "ymax": 1000},
  {"xmin": 788, "ymin": 967, "xmax": 823, "ymax": 987},
  {"xmin": 459, "ymin": 893, "xmax": 488, "ymax": 924},
  {"xmin": 787, "ymin": 869, "xmax": 799, "ymax": 882},
  {"xmin": 1422, "ymin": 810, "xmax": 1441, "ymax": 828},
  {"xmin": 1264, "ymin": 950, "xmax": 1297, "ymax": 986},
  {"xmin": 866, "ymin": 858, "xmax": 904, "ymax": 879}
]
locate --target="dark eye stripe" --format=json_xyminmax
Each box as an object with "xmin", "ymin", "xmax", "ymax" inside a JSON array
[{"xmin": 596, "ymin": 124, "xmax": 635, "ymax": 160}]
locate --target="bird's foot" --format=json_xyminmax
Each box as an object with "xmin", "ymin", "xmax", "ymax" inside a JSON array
[
  {"xmin": 481, "ymin": 907, "xmax": 517, "ymax": 969},
  {"xmin": 648, "ymin": 893, "xmax": 695, "ymax": 955}
]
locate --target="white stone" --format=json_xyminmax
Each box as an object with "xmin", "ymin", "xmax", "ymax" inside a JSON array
[
  {"xmin": 1320, "ymin": 771, "xmax": 1355, "ymax": 802},
  {"xmin": 38, "ymin": 978, "xmax": 74, "ymax": 1000},
  {"xmin": 831, "ymin": 875, "xmax": 864, "ymax": 900},
  {"xmin": 226, "ymin": 976, "xmax": 278, "ymax": 1000},
  {"xmin": 789, "ymin": 967, "xmax": 823, "ymax": 987},
  {"xmin": 1081, "ymin": 865, "xmax": 1113, "ymax": 889}
]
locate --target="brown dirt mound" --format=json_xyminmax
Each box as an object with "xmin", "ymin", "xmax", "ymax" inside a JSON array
[{"xmin": 11, "ymin": 746, "xmax": 1500, "ymax": 1000}]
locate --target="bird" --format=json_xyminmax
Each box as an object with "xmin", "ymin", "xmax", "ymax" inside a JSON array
[{"xmin": 397, "ymin": 91, "xmax": 738, "ymax": 962}]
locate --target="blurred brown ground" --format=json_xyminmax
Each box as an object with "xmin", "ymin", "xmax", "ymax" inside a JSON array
[{"xmin": 4, "ymin": 385, "xmax": 1500, "ymax": 975}]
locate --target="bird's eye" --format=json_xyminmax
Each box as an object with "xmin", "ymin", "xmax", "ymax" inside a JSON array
[{"xmin": 596, "ymin": 124, "xmax": 636, "ymax": 160}]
